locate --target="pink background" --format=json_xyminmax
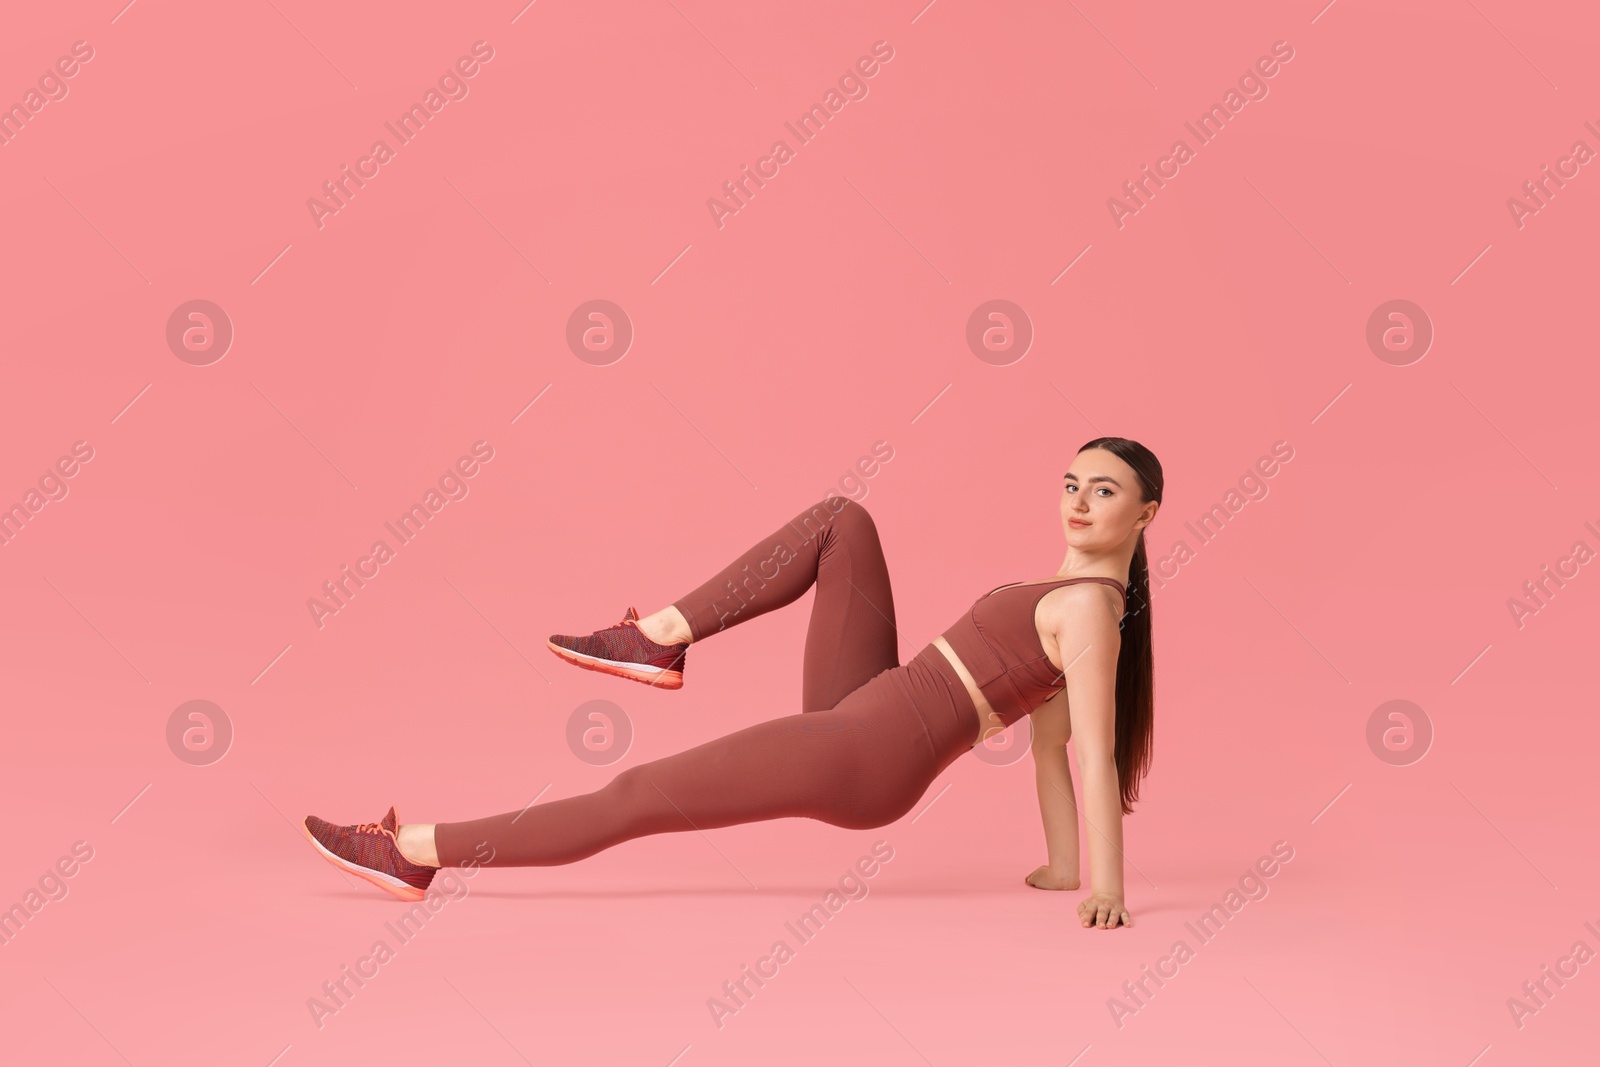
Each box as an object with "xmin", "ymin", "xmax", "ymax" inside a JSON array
[{"xmin": 2, "ymin": 1, "xmax": 1596, "ymax": 1063}]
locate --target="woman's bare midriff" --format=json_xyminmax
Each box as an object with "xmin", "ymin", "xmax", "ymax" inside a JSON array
[{"xmin": 931, "ymin": 636, "xmax": 1005, "ymax": 749}]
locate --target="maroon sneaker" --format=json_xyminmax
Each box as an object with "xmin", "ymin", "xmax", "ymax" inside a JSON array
[
  {"xmin": 546, "ymin": 605, "xmax": 689, "ymax": 689},
  {"xmin": 301, "ymin": 806, "xmax": 438, "ymax": 901}
]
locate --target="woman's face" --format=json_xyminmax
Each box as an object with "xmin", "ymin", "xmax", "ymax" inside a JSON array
[{"xmin": 1060, "ymin": 448, "xmax": 1155, "ymax": 548}]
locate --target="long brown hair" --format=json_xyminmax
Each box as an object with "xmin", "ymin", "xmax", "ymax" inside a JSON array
[{"xmin": 1076, "ymin": 437, "xmax": 1161, "ymax": 815}]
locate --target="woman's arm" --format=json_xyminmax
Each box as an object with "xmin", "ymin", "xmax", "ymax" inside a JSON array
[
  {"xmin": 1047, "ymin": 585, "xmax": 1133, "ymax": 929},
  {"xmin": 1025, "ymin": 689, "xmax": 1080, "ymax": 889}
]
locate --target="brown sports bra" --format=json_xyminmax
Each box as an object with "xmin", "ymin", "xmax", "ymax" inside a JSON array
[{"xmin": 938, "ymin": 576, "xmax": 1127, "ymax": 729}]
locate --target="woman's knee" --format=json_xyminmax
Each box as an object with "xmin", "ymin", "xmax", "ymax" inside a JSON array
[
  {"xmin": 601, "ymin": 765, "xmax": 657, "ymax": 816},
  {"xmin": 826, "ymin": 496, "xmax": 883, "ymax": 551},
  {"xmin": 598, "ymin": 764, "xmax": 691, "ymax": 837},
  {"xmin": 829, "ymin": 495, "xmax": 872, "ymax": 525}
]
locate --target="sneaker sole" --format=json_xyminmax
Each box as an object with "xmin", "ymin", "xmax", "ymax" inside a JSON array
[
  {"xmin": 545, "ymin": 640, "xmax": 684, "ymax": 689},
  {"xmin": 300, "ymin": 821, "xmax": 429, "ymax": 902}
]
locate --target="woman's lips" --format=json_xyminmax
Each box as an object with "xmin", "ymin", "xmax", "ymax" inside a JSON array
[{"xmin": 1068, "ymin": 519, "xmax": 1090, "ymax": 528}]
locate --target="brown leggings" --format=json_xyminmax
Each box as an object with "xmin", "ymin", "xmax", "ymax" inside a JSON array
[{"xmin": 433, "ymin": 496, "xmax": 980, "ymax": 868}]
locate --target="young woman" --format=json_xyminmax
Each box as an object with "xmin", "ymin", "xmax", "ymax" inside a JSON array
[{"xmin": 303, "ymin": 437, "xmax": 1161, "ymax": 930}]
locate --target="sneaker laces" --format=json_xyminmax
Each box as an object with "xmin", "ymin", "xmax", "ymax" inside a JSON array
[
  {"xmin": 575, "ymin": 611, "xmax": 676, "ymax": 648},
  {"xmin": 607, "ymin": 615, "xmax": 654, "ymax": 639},
  {"xmin": 353, "ymin": 821, "xmax": 389, "ymax": 837}
]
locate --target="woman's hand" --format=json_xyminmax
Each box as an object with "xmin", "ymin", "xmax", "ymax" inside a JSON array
[
  {"xmin": 1077, "ymin": 893, "xmax": 1133, "ymax": 929},
  {"xmin": 1024, "ymin": 865, "xmax": 1080, "ymax": 891}
]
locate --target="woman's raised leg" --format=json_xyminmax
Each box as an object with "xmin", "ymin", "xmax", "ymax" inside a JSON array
[
  {"xmin": 665, "ymin": 495, "xmax": 901, "ymax": 713},
  {"xmin": 298, "ymin": 497, "xmax": 916, "ymax": 888}
]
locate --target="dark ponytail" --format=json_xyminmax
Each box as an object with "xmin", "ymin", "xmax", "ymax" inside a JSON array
[{"xmin": 1077, "ymin": 437, "xmax": 1161, "ymax": 815}]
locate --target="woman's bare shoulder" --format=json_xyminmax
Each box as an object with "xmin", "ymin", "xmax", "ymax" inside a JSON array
[{"xmin": 1040, "ymin": 581, "xmax": 1124, "ymax": 635}]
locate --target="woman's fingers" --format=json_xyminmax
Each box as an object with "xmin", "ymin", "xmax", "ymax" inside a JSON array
[{"xmin": 1075, "ymin": 894, "xmax": 1133, "ymax": 928}]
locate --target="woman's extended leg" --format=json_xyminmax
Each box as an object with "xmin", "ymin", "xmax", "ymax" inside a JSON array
[
  {"xmin": 302, "ymin": 495, "xmax": 916, "ymax": 886},
  {"xmin": 662, "ymin": 494, "xmax": 901, "ymax": 713},
  {"xmin": 429, "ymin": 667, "xmax": 942, "ymax": 868}
]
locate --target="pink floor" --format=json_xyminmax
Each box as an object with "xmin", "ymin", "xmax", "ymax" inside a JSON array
[{"xmin": 3, "ymin": 2, "xmax": 1597, "ymax": 1064}]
